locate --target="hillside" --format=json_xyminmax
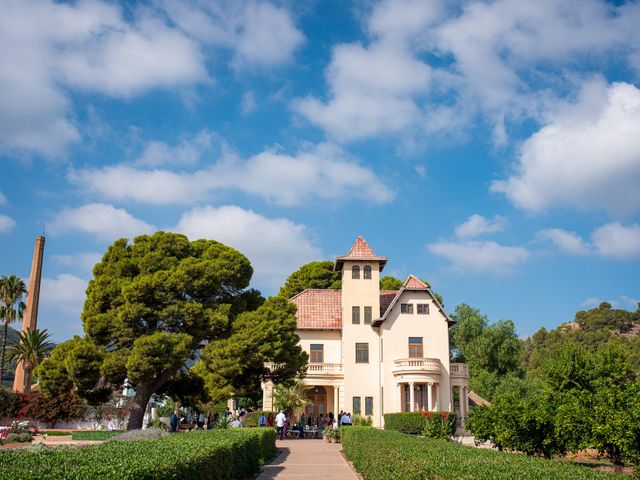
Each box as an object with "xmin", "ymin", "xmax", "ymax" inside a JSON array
[{"xmin": 0, "ymin": 325, "xmax": 20, "ymax": 388}]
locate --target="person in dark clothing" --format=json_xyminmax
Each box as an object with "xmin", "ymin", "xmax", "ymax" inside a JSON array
[{"xmin": 170, "ymin": 412, "xmax": 179, "ymax": 433}]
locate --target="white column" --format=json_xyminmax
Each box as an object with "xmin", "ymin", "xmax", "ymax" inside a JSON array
[
  {"xmin": 395, "ymin": 383, "xmax": 401, "ymax": 412},
  {"xmin": 426, "ymin": 383, "xmax": 432, "ymax": 411},
  {"xmin": 409, "ymin": 382, "xmax": 415, "ymax": 412},
  {"xmin": 333, "ymin": 386, "xmax": 339, "ymax": 415},
  {"xmin": 434, "ymin": 384, "xmax": 439, "ymax": 411},
  {"xmin": 463, "ymin": 386, "xmax": 469, "ymax": 421}
]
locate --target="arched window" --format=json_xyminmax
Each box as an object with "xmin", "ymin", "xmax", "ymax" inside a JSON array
[
  {"xmin": 363, "ymin": 265, "xmax": 372, "ymax": 279},
  {"xmin": 352, "ymin": 265, "xmax": 360, "ymax": 279}
]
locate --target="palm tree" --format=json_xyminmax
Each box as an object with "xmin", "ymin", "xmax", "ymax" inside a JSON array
[
  {"xmin": 273, "ymin": 380, "xmax": 310, "ymax": 416},
  {"xmin": 8, "ymin": 328, "xmax": 54, "ymax": 392},
  {"xmin": 0, "ymin": 275, "xmax": 27, "ymax": 384}
]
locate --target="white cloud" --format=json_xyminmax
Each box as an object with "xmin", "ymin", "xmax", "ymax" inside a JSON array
[
  {"xmin": 0, "ymin": 215, "xmax": 16, "ymax": 233},
  {"xmin": 0, "ymin": 192, "xmax": 7, "ymax": 205},
  {"xmin": 620, "ymin": 296, "xmax": 639, "ymax": 309},
  {"xmin": 175, "ymin": 205, "xmax": 321, "ymax": 290},
  {"xmin": 50, "ymin": 203, "xmax": 155, "ymax": 240},
  {"xmin": 427, "ymin": 240, "xmax": 530, "ymax": 274},
  {"xmin": 0, "ymin": 0, "xmax": 207, "ymax": 157},
  {"xmin": 234, "ymin": 1, "xmax": 304, "ymax": 67},
  {"xmin": 71, "ymin": 142, "xmax": 394, "ymax": 207},
  {"xmin": 294, "ymin": 42, "xmax": 430, "ymax": 141},
  {"xmin": 537, "ymin": 228, "xmax": 590, "ymax": 255},
  {"xmin": 492, "ymin": 81, "xmax": 640, "ymax": 216},
  {"xmin": 41, "ymin": 273, "xmax": 88, "ymax": 315},
  {"xmin": 136, "ymin": 130, "xmax": 215, "ymax": 167},
  {"xmin": 591, "ymin": 222, "xmax": 640, "ymax": 260},
  {"xmin": 580, "ymin": 297, "xmax": 609, "ymax": 309},
  {"xmin": 454, "ymin": 214, "xmax": 507, "ymax": 238},
  {"xmin": 241, "ymin": 91, "xmax": 257, "ymax": 115},
  {"xmin": 51, "ymin": 252, "xmax": 103, "ymax": 275}
]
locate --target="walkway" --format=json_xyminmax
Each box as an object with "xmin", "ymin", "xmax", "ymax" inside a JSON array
[{"xmin": 257, "ymin": 438, "xmax": 359, "ymax": 479}]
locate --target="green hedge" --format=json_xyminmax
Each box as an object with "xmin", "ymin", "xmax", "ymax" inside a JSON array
[
  {"xmin": 71, "ymin": 430, "xmax": 124, "ymax": 441},
  {"xmin": 342, "ymin": 428, "xmax": 615, "ymax": 480},
  {"xmin": 384, "ymin": 412, "xmax": 456, "ymax": 437},
  {"xmin": 0, "ymin": 428, "xmax": 276, "ymax": 480}
]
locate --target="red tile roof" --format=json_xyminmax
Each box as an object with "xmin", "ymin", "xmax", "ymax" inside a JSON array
[
  {"xmin": 291, "ymin": 289, "xmax": 400, "ymax": 329},
  {"xmin": 291, "ymin": 289, "xmax": 342, "ymax": 329},
  {"xmin": 402, "ymin": 275, "xmax": 429, "ymax": 289},
  {"xmin": 335, "ymin": 236, "xmax": 388, "ymax": 271}
]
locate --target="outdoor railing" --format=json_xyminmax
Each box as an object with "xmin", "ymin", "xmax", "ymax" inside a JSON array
[
  {"xmin": 392, "ymin": 358, "xmax": 442, "ymax": 375},
  {"xmin": 306, "ymin": 363, "xmax": 344, "ymax": 375},
  {"xmin": 450, "ymin": 363, "xmax": 470, "ymax": 378}
]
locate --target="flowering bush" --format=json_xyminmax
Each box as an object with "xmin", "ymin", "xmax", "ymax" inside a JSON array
[
  {"xmin": 86, "ymin": 396, "xmax": 132, "ymax": 430},
  {"xmin": 1, "ymin": 390, "xmax": 87, "ymax": 428},
  {"xmin": 422, "ymin": 411, "xmax": 456, "ymax": 440}
]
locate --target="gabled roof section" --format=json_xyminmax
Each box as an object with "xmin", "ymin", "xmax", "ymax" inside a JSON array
[
  {"xmin": 290, "ymin": 289, "xmax": 342, "ymax": 329},
  {"xmin": 373, "ymin": 275, "xmax": 454, "ymax": 327},
  {"xmin": 402, "ymin": 274, "xmax": 429, "ymax": 289},
  {"xmin": 334, "ymin": 236, "xmax": 388, "ymax": 271},
  {"xmin": 380, "ymin": 290, "xmax": 399, "ymax": 316}
]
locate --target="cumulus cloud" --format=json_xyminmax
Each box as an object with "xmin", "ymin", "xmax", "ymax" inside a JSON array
[
  {"xmin": 41, "ymin": 273, "xmax": 88, "ymax": 315},
  {"xmin": 294, "ymin": 0, "xmax": 640, "ymax": 145},
  {"xmin": 537, "ymin": 228, "xmax": 590, "ymax": 255},
  {"xmin": 492, "ymin": 81, "xmax": 640, "ymax": 216},
  {"xmin": 136, "ymin": 130, "xmax": 216, "ymax": 167},
  {"xmin": 454, "ymin": 214, "xmax": 507, "ymax": 238},
  {"xmin": 0, "ymin": 0, "xmax": 303, "ymax": 157},
  {"xmin": 70, "ymin": 142, "xmax": 393, "ymax": 206},
  {"xmin": 50, "ymin": 203, "xmax": 155, "ymax": 240},
  {"xmin": 0, "ymin": 215, "xmax": 16, "ymax": 233},
  {"xmin": 428, "ymin": 240, "xmax": 530, "ymax": 274},
  {"xmin": 591, "ymin": 222, "xmax": 640, "ymax": 260},
  {"xmin": 175, "ymin": 205, "xmax": 321, "ymax": 290}
]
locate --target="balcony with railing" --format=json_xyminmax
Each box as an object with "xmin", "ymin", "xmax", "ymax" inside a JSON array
[
  {"xmin": 392, "ymin": 358, "xmax": 442, "ymax": 376},
  {"xmin": 306, "ymin": 362, "xmax": 344, "ymax": 377},
  {"xmin": 450, "ymin": 363, "xmax": 470, "ymax": 379}
]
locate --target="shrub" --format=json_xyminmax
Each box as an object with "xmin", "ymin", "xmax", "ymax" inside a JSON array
[
  {"xmin": 244, "ymin": 410, "xmax": 274, "ymax": 427},
  {"xmin": 323, "ymin": 425, "xmax": 341, "ymax": 442},
  {"xmin": 0, "ymin": 429, "xmax": 276, "ymax": 480},
  {"xmin": 422, "ymin": 411, "xmax": 456, "ymax": 440},
  {"xmin": 110, "ymin": 428, "xmax": 168, "ymax": 441},
  {"xmin": 147, "ymin": 418, "xmax": 167, "ymax": 430},
  {"xmin": 18, "ymin": 433, "xmax": 32, "ymax": 442},
  {"xmin": 341, "ymin": 427, "xmax": 615, "ymax": 480},
  {"xmin": 352, "ymin": 414, "xmax": 373, "ymax": 426},
  {"xmin": 383, "ymin": 412, "xmax": 425, "ymax": 434},
  {"xmin": 71, "ymin": 430, "xmax": 123, "ymax": 441}
]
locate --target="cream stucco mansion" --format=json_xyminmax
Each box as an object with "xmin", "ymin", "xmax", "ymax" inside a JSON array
[{"xmin": 262, "ymin": 237, "xmax": 470, "ymax": 428}]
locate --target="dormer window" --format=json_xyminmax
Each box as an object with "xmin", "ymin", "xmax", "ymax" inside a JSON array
[
  {"xmin": 363, "ymin": 265, "xmax": 372, "ymax": 279},
  {"xmin": 352, "ymin": 265, "xmax": 360, "ymax": 279}
]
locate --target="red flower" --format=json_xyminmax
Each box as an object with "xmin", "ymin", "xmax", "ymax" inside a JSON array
[
  {"xmin": 439, "ymin": 412, "xmax": 448, "ymax": 419},
  {"xmin": 421, "ymin": 411, "xmax": 427, "ymax": 417}
]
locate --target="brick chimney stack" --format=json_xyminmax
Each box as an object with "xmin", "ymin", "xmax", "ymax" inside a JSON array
[{"xmin": 13, "ymin": 235, "xmax": 45, "ymax": 393}]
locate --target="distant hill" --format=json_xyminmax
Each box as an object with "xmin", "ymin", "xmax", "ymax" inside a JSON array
[
  {"xmin": 521, "ymin": 302, "xmax": 640, "ymax": 374},
  {"xmin": 0, "ymin": 325, "xmax": 20, "ymax": 388}
]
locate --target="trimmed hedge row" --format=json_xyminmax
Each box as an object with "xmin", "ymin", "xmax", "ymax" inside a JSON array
[
  {"xmin": 384, "ymin": 412, "xmax": 456, "ymax": 437},
  {"xmin": 0, "ymin": 428, "xmax": 276, "ymax": 480},
  {"xmin": 71, "ymin": 430, "xmax": 124, "ymax": 441},
  {"xmin": 341, "ymin": 427, "xmax": 615, "ymax": 480}
]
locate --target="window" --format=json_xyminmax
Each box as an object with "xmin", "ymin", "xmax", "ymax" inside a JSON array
[
  {"xmin": 355, "ymin": 343, "xmax": 369, "ymax": 363},
  {"xmin": 352, "ymin": 306, "xmax": 360, "ymax": 324},
  {"xmin": 310, "ymin": 344, "xmax": 324, "ymax": 363},
  {"xmin": 417, "ymin": 303, "xmax": 429, "ymax": 314},
  {"xmin": 409, "ymin": 337, "xmax": 423, "ymax": 358},
  {"xmin": 363, "ymin": 265, "xmax": 372, "ymax": 279},
  {"xmin": 364, "ymin": 306, "xmax": 372, "ymax": 324},
  {"xmin": 352, "ymin": 265, "xmax": 360, "ymax": 279},
  {"xmin": 401, "ymin": 303, "xmax": 413, "ymax": 314},
  {"xmin": 365, "ymin": 396, "xmax": 373, "ymax": 416},
  {"xmin": 353, "ymin": 396, "xmax": 361, "ymax": 414}
]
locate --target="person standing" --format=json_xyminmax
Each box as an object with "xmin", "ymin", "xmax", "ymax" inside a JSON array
[
  {"xmin": 170, "ymin": 412, "xmax": 178, "ymax": 433},
  {"xmin": 259, "ymin": 412, "xmax": 267, "ymax": 427},
  {"xmin": 198, "ymin": 412, "xmax": 206, "ymax": 429},
  {"xmin": 275, "ymin": 410, "xmax": 287, "ymax": 440},
  {"xmin": 267, "ymin": 413, "xmax": 274, "ymax": 427}
]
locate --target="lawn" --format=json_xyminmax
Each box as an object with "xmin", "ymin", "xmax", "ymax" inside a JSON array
[{"xmin": 341, "ymin": 428, "xmax": 618, "ymax": 480}]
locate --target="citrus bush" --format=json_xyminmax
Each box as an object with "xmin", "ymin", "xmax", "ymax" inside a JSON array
[
  {"xmin": 0, "ymin": 428, "xmax": 276, "ymax": 480},
  {"xmin": 341, "ymin": 427, "xmax": 615, "ymax": 480}
]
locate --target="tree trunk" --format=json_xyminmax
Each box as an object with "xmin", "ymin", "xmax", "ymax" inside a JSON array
[
  {"xmin": 23, "ymin": 365, "xmax": 31, "ymax": 393},
  {"xmin": 127, "ymin": 384, "xmax": 153, "ymax": 430},
  {"xmin": 0, "ymin": 322, "xmax": 7, "ymax": 384}
]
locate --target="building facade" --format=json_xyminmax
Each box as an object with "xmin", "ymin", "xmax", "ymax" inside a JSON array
[{"xmin": 262, "ymin": 237, "xmax": 469, "ymax": 427}]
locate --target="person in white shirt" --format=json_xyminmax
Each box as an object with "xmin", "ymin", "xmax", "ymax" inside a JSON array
[
  {"xmin": 275, "ymin": 410, "xmax": 287, "ymax": 440},
  {"xmin": 230, "ymin": 416, "xmax": 242, "ymax": 427}
]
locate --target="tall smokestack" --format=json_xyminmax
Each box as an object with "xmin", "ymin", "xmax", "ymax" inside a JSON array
[{"xmin": 13, "ymin": 235, "xmax": 45, "ymax": 393}]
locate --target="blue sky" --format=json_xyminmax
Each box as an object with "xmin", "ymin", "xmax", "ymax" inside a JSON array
[{"xmin": 1, "ymin": 0, "xmax": 639, "ymax": 342}]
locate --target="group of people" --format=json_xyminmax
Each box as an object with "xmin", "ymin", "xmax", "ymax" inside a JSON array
[
  {"xmin": 168, "ymin": 407, "xmax": 238, "ymax": 432},
  {"xmin": 270, "ymin": 410, "xmax": 356, "ymax": 440}
]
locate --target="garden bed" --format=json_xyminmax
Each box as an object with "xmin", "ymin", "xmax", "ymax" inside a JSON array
[
  {"xmin": 0, "ymin": 428, "xmax": 276, "ymax": 480},
  {"xmin": 341, "ymin": 427, "xmax": 617, "ymax": 480}
]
